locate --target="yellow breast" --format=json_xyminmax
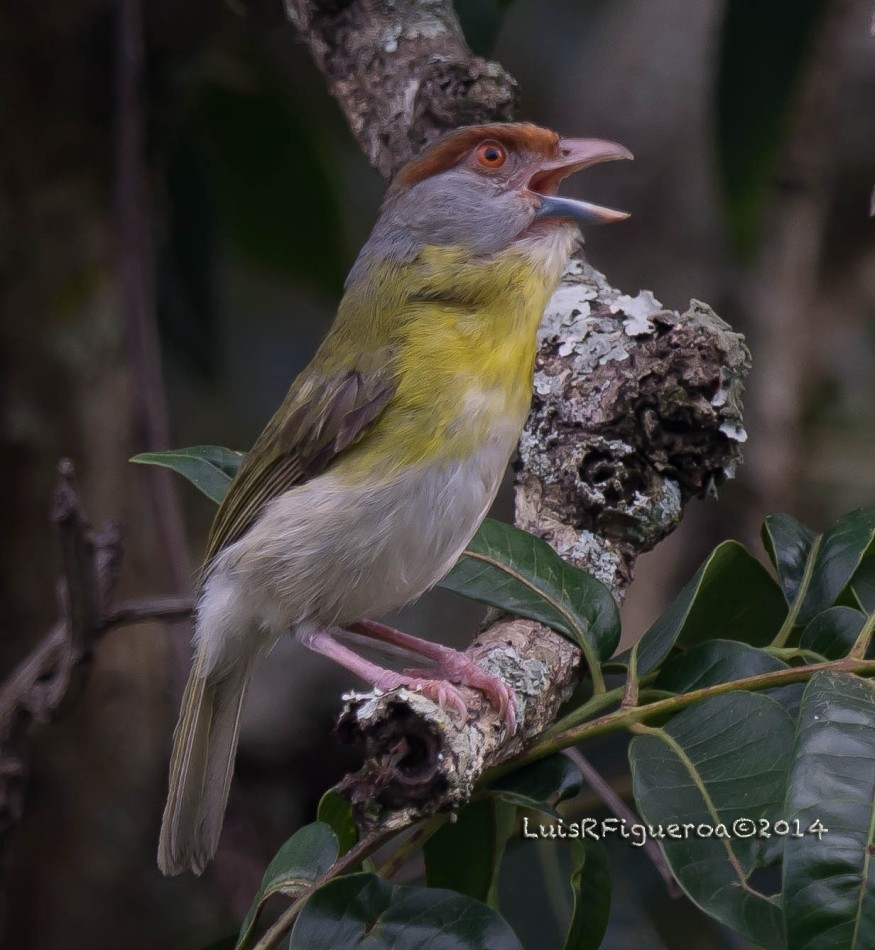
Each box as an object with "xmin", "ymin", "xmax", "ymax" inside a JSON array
[{"xmin": 337, "ymin": 229, "xmax": 576, "ymax": 477}]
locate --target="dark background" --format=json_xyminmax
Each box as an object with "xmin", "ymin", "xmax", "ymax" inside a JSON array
[{"xmin": 0, "ymin": 0, "xmax": 872, "ymax": 947}]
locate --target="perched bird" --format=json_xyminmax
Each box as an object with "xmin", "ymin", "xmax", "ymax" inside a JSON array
[{"xmin": 158, "ymin": 122, "xmax": 631, "ymax": 876}]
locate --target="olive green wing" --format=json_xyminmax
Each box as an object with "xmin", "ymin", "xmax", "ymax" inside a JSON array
[{"xmin": 204, "ymin": 362, "xmax": 396, "ymax": 565}]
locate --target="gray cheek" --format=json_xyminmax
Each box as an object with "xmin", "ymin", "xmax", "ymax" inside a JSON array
[{"xmin": 381, "ymin": 176, "xmax": 534, "ymax": 257}]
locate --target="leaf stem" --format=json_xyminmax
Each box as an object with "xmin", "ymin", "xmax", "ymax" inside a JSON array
[
  {"xmin": 585, "ymin": 644, "xmax": 607, "ymax": 694},
  {"xmin": 763, "ymin": 646, "xmax": 827, "ymax": 663},
  {"xmin": 485, "ymin": 655, "xmax": 875, "ymax": 781},
  {"xmin": 771, "ymin": 536, "xmax": 822, "ymax": 647},
  {"xmin": 849, "ymin": 609, "xmax": 875, "ymax": 660},
  {"xmin": 543, "ymin": 685, "xmax": 626, "ymax": 735},
  {"xmin": 252, "ymin": 828, "xmax": 394, "ymax": 950},
  {"xmin": 376, "ymin": 815, "xmax": 447, "ymax": 880},
  {"xmin": 621, "ymin": 642, "xmax": 640, "ymax": 708},
  {"xmin": 545, "ymin": 687, "xmax": 672, "ymax": 737}
]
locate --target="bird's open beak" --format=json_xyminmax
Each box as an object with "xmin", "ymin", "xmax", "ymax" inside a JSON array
[{"xmin": 530, "ymin": 138, "xmax": 632, "ymax": 226}]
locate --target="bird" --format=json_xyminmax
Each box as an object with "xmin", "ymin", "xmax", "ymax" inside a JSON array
[{"xmin": 158, "ymin": 122, "xmax": 631, "ymax": 876}]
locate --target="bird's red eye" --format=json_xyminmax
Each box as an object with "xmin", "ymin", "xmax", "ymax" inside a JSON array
[{"xmin": 475, "ymin": 141, "xmax": 507, "ymax": 169}]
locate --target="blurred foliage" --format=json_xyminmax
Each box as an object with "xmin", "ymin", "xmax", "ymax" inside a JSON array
[
  {"xmin": 194, "ymin": 77, "xmax": 343, "ymax": 289},
  {"xmin": 159, "ymin": 114, "xmax": 219, "ymax": 377},
  {"xmin": 716, "ymin": 0, "xmax": 828, "ymax": 253}
]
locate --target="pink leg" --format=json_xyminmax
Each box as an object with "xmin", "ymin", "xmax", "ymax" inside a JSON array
[
  {"xmin": 345, "ymin": 620, "xmax": 516, "ymax": 734},
  {"xmin": 299, "ymin": 628, "xmax": 469, "ymax": 721}
]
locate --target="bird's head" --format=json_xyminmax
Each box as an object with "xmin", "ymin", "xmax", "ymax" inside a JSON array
[{"xmin": 370, "ymin": 122, "xmax": 631, "ymax": 261}]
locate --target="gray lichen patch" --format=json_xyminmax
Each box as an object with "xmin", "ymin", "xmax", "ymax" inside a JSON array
[
  {"xmin": 381, "ymin": 1, "xmax": 452, "ymax": 51},
  {"xmin": 517, "ymin": 256, "xmax": 751, "ymax": 593},
  {"xmin": 552, "ymin": 526, "xmax": 625, "ymax": 591},
  {"xmin": 609, "ymin": 289, "xmax": 667, "ymax": 337}
]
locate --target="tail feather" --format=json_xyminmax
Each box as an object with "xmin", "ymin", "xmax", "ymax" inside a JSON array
[{"xmin": 158, "ymin": 652, "xmax": 250, "ymax": 876}]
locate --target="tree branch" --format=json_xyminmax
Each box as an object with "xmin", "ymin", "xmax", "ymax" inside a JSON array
[
  {"xmin": 0, "ymin": 462, "xmax": 122, "ymax": 836},
  {"xmin": 284, "ymin": 0, "xmax": 518, "ymax": 181},
  {"xmin": 101, "ymin": 597, "xmax": 195, "ymax": 631},
  {"xmin": 0, "ymin": 461, "xmax": 197, "ymax": 841}
]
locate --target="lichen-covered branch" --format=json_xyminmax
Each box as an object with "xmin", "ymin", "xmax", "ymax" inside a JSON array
[
  {"xmin": 284, "ymin": 0, "xmax": 518, "ymax": 181},
  {"xmin": 283, "ymin": 1, "xmax": 751, "ymax": 832},
  {"xmin": 517, "ymin": 261, "xmax": 748, "ymax": 595}
]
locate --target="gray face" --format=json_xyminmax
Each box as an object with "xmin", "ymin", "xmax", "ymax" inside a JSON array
[
  {"xmin": 345, "ymin": 127, "xmax": 630, "ymax": 290},
  {"xmin": 375, "ymin": 163, "xmax": 538, "ymax": 258},
  {"xmin": 348, "ymin": 146, "xmax": 544, "ymax": 284}
]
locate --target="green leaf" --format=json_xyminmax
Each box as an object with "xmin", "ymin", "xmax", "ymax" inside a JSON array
[
  {"xmin": 289, "ymin": 873, "xmax": 524, "ymax": 949},
  {"xmin": 655, "ymin": 639, "xmax": 788, "ymax": 692},
  {"xmin": 782, "ymin": 670, "xmax": 875, "ymax": 949},
  {"xmin": 131, "ymin": 445, "xmax": 243, "ymax": 504},
  {"xmin": 316, "ymin": 789, "xmax": 357, "ymax": 857},
  {"xmin": 717, "ymin": 0, "xmax": 827, "ymax": 253},
  {"xmin": 654, "ymin": 639, "xmax": 803, "ymax": 721},
  {"xmin": 798, "ymin": 606, "xmax": 867, "ymax": 660},
  {"xmin": 629, "ymin": 692, "xmax": 794, "ymax": 948},
  {"xmin": 424, "ymin": 797, "xmax": 516, "ymax": 908},
  {"xmin": 852, "ymin": 557, "xmax": 875, "ymax": 612},
  {"xmin": 486, "ymin": 755, "xmax": 582, "ymax": 817},
  {"xmin": 440, "ymin": 518, "xmax": 621, "ymax": 665},
  {"xmin": 635, "ymin": 541, "xmax": 787, "ymax": 675},
  {"xmin": 562, "ymin": 839, "xmax": 611, "ymax": 950},
  {"xmin": 797, "ymin": 508, "xmax": 875, "ymax": 624},
  {"xmin": 762, "ymin": 512, "xmax": 819, "ymax": 605},
  {"xmin": 236, "ymin": 822, "xmax": 338, "ymax": 950}
]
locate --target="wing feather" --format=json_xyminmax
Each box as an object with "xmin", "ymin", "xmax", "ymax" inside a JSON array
[{"xmin": 203, "ymin": 357, "xmax": 396, "ymax": 565}]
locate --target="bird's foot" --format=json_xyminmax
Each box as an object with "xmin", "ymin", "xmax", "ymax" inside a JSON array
[
  {"xmin": 402, "ymin": 661, "xmax": 516, "ymax": 734},
  {"xmin": 370, "ymin": 670, "xmax": 469, "ymax": 721},
  {"xmin": 347, "ymin": 620, "xmax": 517, "ymax": 734}
]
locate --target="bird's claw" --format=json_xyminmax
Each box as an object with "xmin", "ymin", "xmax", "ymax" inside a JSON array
[
  {"xmin": 401, "ymin": 662, "xmax": 517, "ymax": 735},
  {"xmin": 373, "ymin": 671, "xmax": 469, "ymax": 721}
]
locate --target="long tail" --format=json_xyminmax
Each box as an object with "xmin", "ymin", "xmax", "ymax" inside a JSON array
[{"xmin": 158, "ymin": 650, "xmax": 251, "ymax": 876}]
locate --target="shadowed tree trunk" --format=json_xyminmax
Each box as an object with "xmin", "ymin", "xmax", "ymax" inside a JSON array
[{"xmin": 0, "ymin": 2, "xmax": 208, "ymax": 946}]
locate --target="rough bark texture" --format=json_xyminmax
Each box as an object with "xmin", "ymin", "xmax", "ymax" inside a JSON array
[
  {"xmin": 282, "ymin": 0, "xmax": 751, "ymax": 831},
  {"xmin": 284, "ymin": 0, "xmax": 518, "ymax": 181},
  {"xmin": 517, "ymin": 261, "xmax": 749, "ymax": 594}
]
